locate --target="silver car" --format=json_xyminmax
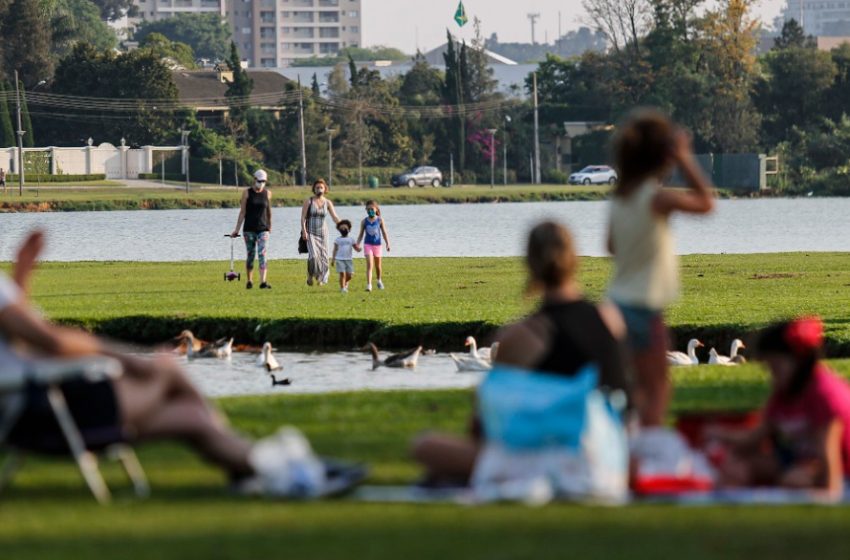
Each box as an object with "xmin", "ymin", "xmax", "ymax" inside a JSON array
[
  {"xmin": 569, "ymin": 165, "xmax": 618, "ymax": 185},
  {"xmin": 391, "ymin": 166, "xmax": 443, "ymax": 188}
]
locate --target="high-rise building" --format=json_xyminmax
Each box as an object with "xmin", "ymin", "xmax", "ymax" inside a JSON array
[
  {"xmin": 783, "ymin": 1, "xmax": 850, "ymax": 36},
  {"xmin": 131, "ymin": 1, "xmax": 362, "ymax": 67}
]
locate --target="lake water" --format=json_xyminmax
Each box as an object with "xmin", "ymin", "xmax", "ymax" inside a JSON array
[
  {"xmin": 0, "ymin": 198, "xmax": 848, "ymax": 261},
  {"xmin": 179, "ymin": 350, "xmax": 480, "ymax": 398}
]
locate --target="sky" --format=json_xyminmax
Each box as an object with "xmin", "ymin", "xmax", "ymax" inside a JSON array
[{"xmin": 362, "ymin": 0, "xmax": 788, "ymax": 53}]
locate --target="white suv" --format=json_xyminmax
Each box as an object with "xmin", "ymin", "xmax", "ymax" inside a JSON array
[{"xmin": 569, "ymin": 165, "xmax": 618, "ymax": 185}]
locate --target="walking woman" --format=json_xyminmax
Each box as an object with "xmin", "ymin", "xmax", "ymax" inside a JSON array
[
  {"xmin": 301, "ymin": 179, "xmax": 341, "ymax": 286},
  {"xmin": 231, "ymin": 169, "xmax": 273, "ymax": 289}
]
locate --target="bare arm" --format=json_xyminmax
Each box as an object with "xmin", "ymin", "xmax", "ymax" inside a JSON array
[
  {"xmin": 606, "ymin": 221, "xmax": 615, "ymax": 256},
  {"xmin": 380, "ymin": 219, "xmax": 391, "ymax": 252},
  {"xmin": 331, "ymin": 241, "xmax": 338, "ymax": 263},
  {"xmin": 301, "ymin": 199, "xmax": 311, "ymax": 240},
  {"xmin": 780, "ymin": 420, "xmax": 845, "ymax": 496},
  {"xmin": 0, "ymin": 302, "xmax": 105, "ymax": 358},
  {"xmin": 652, "ymin": 131, "xmax": 715, "ymax": 216},
  {"xmin": 231, "ymin": 190, "xmax": 248, "ymax": 237},
  {"xmin": 706, "ymin": 420, "xmax": 771, "ymax": 453},
  {"xmin": 354, "ymin": 219, "xmax": 366, "ymax": 248},
  {"xmin": 326, "ymin": 200, "xmax": 341, "ymax": 225},
  {"xmin": 12, "ymin": 231, "xmax": 46, "ymax": 295},
  {"xmin": 265, "ymin": 190, "xmax": 272, "ymax": 232},
  {"xmin": 493, "ymin": 315, "xmax": 551, "ymax": 370}
]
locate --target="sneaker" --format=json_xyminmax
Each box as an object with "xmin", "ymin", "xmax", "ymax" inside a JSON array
[
  {"xmin": 260, "ymin": 282, "xmax": 272, "ymax": 289},
  {"xmin": 246, "ymin": 281, "xmax": 253, "ymax": 290},
  {"xmin": 306, "ymin": 276, "xmax": 313, "ymax": 287},
  {"xmin": 366, "ymin": 283, "xmax": 372, "ymax": 292},
  {"xmin": 377, "ymin": 280, "xmax": 385, "ymax": 290},
  {"xmin": 340, "ymin": 287, "xmax": 348, "ymax": 293}
]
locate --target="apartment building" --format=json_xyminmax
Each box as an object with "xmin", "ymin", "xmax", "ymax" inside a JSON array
[
  {"xmin": 132, "ymin": 0, "xmax": 362, "ymax": 67},
  {"xmin": 230, "ymin": 0, "xmax": 362, "ymax": 67},
  {"xmin": 783, "ymin": 1, "xmax": 850, "ymax": 36}
]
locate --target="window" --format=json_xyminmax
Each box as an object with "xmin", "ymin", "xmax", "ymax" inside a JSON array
[
  {"xmin": 349, "ymin": 10, "xmax": 358, "ymax": 17},
  {"xmin": 350, "ymin": 25, "xmax": 359, "ymax": 33}
]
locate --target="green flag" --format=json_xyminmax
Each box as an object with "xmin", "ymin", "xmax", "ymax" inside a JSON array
[{"xmin": 454, "ymin": 1, "xmax": 468, "ymax": 27}]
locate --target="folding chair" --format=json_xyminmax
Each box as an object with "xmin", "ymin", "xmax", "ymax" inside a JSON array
[{"xmin": 0, "ymin": 357, "xmax": 149, "ymax": 504}]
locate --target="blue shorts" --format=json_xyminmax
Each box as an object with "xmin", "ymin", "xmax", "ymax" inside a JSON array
[
  {"xmin": 614, "ymin": 301, "xmax": 664, "ymax": 351},
  {"xmin": 335, "ymin": 260, "xmax": 354, "ymax": 274}
]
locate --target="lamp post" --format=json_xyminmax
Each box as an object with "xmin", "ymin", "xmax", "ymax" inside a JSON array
[
  {"xmin": 325, "ymin": 128, "xmax": 337, "ymax": 187},
  {"xmin": 487, "ymin": 128, "xmax": 498, "ymax": 188},
  {"xmin": 14, "ymin": 71, "xmax": 24, "ymax": 196},
  {"xmin": 180, "ymin": 128, "xmax": 190, "ymax": 194},
  {"xmin": 504, "ymin": 115, "xmax": 511, "ymax": 185}
]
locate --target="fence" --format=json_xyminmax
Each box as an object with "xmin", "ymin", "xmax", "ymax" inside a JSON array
[
  {"xmin": 668, "ymin": 153, "xmax": 769, "ymax": 192},
  {"xmin": 1, "ymin": 143, "xmax": 184, "ymax": 182}
]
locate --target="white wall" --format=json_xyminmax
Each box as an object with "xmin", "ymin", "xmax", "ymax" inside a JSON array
[{"xmin": 3, "ymin": 144, "xmax": 183, "ymax": 178}]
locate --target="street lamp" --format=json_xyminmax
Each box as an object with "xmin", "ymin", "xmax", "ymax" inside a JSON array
[
  {"xmin": 487, "ymin": 128, "xmax": 498, "ymax": 188},
  {"xmin": 325, "ymin": 128, "xmax": 337, "ymax": 187},
  {"xmin": 504, "ymin": 115, "xmax": 512, "ymax": 186}
]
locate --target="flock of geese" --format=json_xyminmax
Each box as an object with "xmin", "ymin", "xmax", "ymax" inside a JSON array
[{"xmin": 667, "ymin": 338, "xmax": 747, "ymax": 366}]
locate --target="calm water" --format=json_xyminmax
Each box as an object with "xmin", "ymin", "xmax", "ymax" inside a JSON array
[
  {"xmin": 0, "ymin": 198, "xmax": 848, "ymax": 261},
  {"xmin": 178, "ymin": 350, "xmax": 480, "ymax": 397}
]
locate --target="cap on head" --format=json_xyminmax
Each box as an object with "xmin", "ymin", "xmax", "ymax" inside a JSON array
[{"xmin": 254, "ymin": 169, "xmax": 268, "ymax": 182}]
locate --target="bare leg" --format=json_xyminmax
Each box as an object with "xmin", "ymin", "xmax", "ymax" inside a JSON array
[
  {"xmin": 112, "ymin": 355, "xmax": 253, "ymax": 476},
  {"xmin": 365, "ymin": 254, "xmax": 374, "ymax": 287},
  {"xmin": 339, "ymin": 273, "xmax": 345, "ymax": 289},
  {"xmin": 374, "ymin": 256, "xmax": 383, "ymax": 282},
  {"xmin": 633, "ymin": 318, "xmax": 671, "ymax": 427},
  {"xmin": 411, "ymin": 433, "xmax": 479, "ymax": 484},
  {"xmin": 345, "ymin": 272, "xmax": 352, "ymax": 288},
  {"xmin": 260, "ymin": 268, "xmax": 268, "ymax": 284}
]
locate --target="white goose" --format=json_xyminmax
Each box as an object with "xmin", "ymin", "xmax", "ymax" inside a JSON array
[
  {"xmin": 451, "ymin": 340, "xmax": 499, "ymax": 372},
  {"xmin": 667, "ymin": 339, "xmax": 703, "ymax": 366},
  {"xmin": 366, "ymin": 343, "xmax": 422, "ymax": 370},
  {"xmin": 709, "ymin": 339, "xmax": 747, "ymax": 366},
  {"xmin": 463, "ymin": 336, "xmax": 494, "ymax": 361},
  {"xmin": 256, "ymin": 342, "xmax": 283, "ymax": 372},
  {"xmin": 187, "ymin": 335, "xmax": 233, "ymax": 360}
]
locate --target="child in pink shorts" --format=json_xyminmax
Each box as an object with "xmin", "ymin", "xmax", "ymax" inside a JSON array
[
  {"xmin": 353, "ymin": 200, "xmax": 391, "ymax": 293},
  {"xmin": 707, "ymin": 317, "xmax": 850, "ymax": 499}
]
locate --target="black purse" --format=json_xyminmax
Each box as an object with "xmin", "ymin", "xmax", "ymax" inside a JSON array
[{"xmin": 298, "ymin": 235, "xmax": 308, "ymax": 254}]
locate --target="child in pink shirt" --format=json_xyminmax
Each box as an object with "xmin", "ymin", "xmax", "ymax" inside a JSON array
[{"xmin": 708, "ymin": 318, "xmax": 850, "ymax": 498}]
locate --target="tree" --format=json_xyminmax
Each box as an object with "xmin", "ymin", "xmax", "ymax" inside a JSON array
[
  {"xmin": 581, "ymin": 0, "xmax": 651, "ymax": 56},
  {"xmin": 1, "ymin": 0, "xmax": 54, "ymax": 87},
  {"xmin": 140, "ymin": 32, "xmax": 196, "ymax": 69},
  {"xmin": 134, "ymin": 13, "xmax": 231, "ymax": 61},
  {"xmin": 224, "ymin": 42, "xmax": 253, "ymax": 129},
  {"xmin": 50, "ymin": 0, "xmax": 119, "ymax": 55},
  {"xmin": 311, "ymin": 73, "xmax": 321, "ymax": 96},
  {"xmin": 0, "ymin": 81, "xmax": 15, "ymax": 148},
  {"xmin": 91, "ymin": 0, "xmax": 138, "ymax": 21},
  {"xmin": 774, "ymin": 18, "xmax": 814, "ymax": 50}
]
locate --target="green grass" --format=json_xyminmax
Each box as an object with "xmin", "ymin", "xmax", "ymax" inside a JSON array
[
  {"xmin": 17, "ymin": 253, "xmax": 850, "ymax": 354},
  {"xmin": 3, "ymin": 366, "xmax": 850, "ymax": 559},
  {"xmin": 0, "ymin": 184, "xmax": 611, "ymax": 212}
]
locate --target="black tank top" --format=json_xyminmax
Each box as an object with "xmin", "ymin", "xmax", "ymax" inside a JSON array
[
  {"xmin": 532, "ymin": 299, "xmax": 629, "ymax": 394},
  {"xmin": 243, "ymin": 187, "xmax": 270, "ymax": 233}
]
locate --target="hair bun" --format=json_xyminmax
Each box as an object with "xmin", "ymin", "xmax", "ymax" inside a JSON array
[{"xmin": 784, "ymin": 316, "xmax": 824, "ymax": 356}]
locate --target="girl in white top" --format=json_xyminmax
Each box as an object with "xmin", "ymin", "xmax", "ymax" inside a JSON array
[{"xmin": 607, "ymin": 109, "xmax": 715, "ymax": 427}]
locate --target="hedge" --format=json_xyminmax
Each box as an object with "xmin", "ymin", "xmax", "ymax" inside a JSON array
[{"xmin": 5, "ymin": 174, "xmax": 107, "ymax": 183}]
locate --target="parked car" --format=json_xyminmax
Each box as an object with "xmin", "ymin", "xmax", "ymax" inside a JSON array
[
  {"xmin": 391, "ymin": 166, "xmax": 443, "ymax": 188},
  {"xmin": 568, "ymin": 165, "xmax": 618, "ymax": 185}
]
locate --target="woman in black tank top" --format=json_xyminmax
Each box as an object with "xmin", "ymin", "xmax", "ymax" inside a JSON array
[
  {"xmin": 231, "ymin": 170, "xmax": 273, "ymax": 289},
  {"xmin": 412, "ymin": 221, "xmax": 631, "ymax": 485}
]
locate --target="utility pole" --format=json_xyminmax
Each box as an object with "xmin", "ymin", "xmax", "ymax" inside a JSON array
[
  {"xmin": 450, "ymin": 152, "xmax": 454, "ymax": 186},
  {"xmin": 325, "ymin": 128, "xmax": 337, "ymax": 187},
  {"xmin": 14, "ymin": 70, "xmax": 24, "ymax": 196},
  {"xmin": 357, "ymin": 109, "xmax": 363, "ymax": 189},
  {"xmin": 503, "ymin": 115, "xmax": 511, "ymax": 186},
  {"xmin": 533, "ymin": 72, "xmax": 541, "ymax": 184},
  {"xmin": 528, "ymin": 13, "xmax": 540, "ymax": 45},
  {"xmin": 487, "ymin": 128, "xmax": 498, "ymax": 188},
  {"xmin": 297, "ymin": 75, "xmax": 307, "ymax": 186},
  {"xmin": 181, "ymin": 128, "xmax": 190, "ymax": 194}
]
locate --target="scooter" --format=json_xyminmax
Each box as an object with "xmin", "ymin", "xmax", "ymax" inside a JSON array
[{"xmin": 224, "ymin": 234, "xmax": 241, "ymax": 282}]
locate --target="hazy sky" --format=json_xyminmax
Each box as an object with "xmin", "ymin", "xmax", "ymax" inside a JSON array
[{"xmin": 362, "ymin": 0, "xmax": 788, "ymax": 52}]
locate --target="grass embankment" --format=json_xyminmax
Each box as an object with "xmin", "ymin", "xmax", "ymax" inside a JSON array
[
  {"xmin": 0, "ymin": 184, "xmax": 610, "ymax": 212},
  {"xmin": 20, "ymin": 253, "xmax": 850, "ymax": 356},
  {"xmin": 3, "ymin": 368, "xmax": 850, "ymax": 559}
]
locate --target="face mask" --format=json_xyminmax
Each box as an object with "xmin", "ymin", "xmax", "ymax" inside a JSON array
[{"xmin": 367, "ymin": 209, "xmax": 376, "ymax": 218}]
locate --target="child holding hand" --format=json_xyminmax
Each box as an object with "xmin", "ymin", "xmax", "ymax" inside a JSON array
[
  {"xmin": 331, "ymin": 220, "xmax": 356, "ymax": 293},
  {"xmin": 353, "ymin": 201, "xmax": 391, "ymax": 293}
]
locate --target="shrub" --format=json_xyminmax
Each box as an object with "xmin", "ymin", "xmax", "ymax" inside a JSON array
[
  {"xmin": 5, "ymin": 174, "xmax": 107, "ymax": 183},
  {"xmin": 543, "ymin": 169, "xmax": 570, "ymax": 184}
]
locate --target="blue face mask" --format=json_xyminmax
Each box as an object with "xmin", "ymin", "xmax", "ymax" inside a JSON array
[{"xmin": 367, "ymin": 209, "xmax": 376, "ymax": 218}]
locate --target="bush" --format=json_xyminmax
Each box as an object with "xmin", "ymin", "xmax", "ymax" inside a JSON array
[
  {"xmin": 5, "ymin": 174, "xmax": 107, "ymax": 183},
  {"xmin": 332, "ymin": 167, "xmax": 398, "ymax": 187},
  {"xmin": 543, "ymin": 169, "xmax": 570, "ymax": 184}
]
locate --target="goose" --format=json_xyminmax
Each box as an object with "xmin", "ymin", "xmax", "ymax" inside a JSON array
[
  {"xmin": 709, "ymin": 339, "xmax": 746, "ymax": 366},
  {"xmin": 667, "ymin": 339, "xmax": 703, "ymax": 366},
  {"xmin": 463, "ymin": 336, "xmax": 494, "ymax": 361},
  {"xmin": 187, "ymin": 336, "xmax": 233, "ymax": 360},
  {"xmin": 366, "ymin": 343, "xmax": 422, "ymax": 370},
  {"xmin": 173, "ymin": 330, "xmax": 207, "ymax": 355},
  {"xmin": 256, "ymin": 342, "xmax": 283, "ymax": 372},
  {"xmin": 271, "ymin": 375, "xmax": 292, "ymax": 387}
]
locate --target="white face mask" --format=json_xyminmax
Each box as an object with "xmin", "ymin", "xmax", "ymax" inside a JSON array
[{"xmin": 254, "ymin": 181, "xmax": 265, "ymax": 190}]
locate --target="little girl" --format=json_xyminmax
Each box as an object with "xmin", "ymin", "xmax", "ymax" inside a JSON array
[
  {"xmin": 707, "ymin": 318, "xmax": 850, "ymax": 498},
  {"xmin": 354, "ymin": 200, "xmax": 391, "ymax": 292},
  {"xmin": 607, "ymin": 109, "xmax": 715, "ymax": 428}
]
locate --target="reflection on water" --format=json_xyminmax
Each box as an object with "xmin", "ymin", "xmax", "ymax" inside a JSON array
[
  {"xmin": 1, "ymin": 198, "xmax": 848, "ymax": 261},
  {"xmin": 179, "ymin": 350, "xmax": 481, "ymax": 398}
]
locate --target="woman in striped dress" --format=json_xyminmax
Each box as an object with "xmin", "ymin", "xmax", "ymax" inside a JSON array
[{"xmin": 300, "ymin": 179, "xmax": 341, "ymax": 286}]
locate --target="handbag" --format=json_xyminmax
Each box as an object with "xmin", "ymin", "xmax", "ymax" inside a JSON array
[{"xmin": 298, "ymin": 235, "xmax": 308, "ymax": 254}]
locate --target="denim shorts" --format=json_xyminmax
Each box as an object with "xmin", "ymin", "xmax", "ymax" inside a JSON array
[
  {"xmin": 335, "ymin": 259, "xmax": 353, "ymax": 274},
  {"xmin": 614, "ymin": 301, "xmax": 664, "ymax": 351}
]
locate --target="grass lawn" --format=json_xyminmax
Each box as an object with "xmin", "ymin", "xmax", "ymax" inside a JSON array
[
  {"xmin": 16, "ymin": 253, "xmax": 850, "ymax": 354},
  {"xmin": 0, "ymin": 184, "xmax": 610, "ymax": 212},
  {"xmin": 3, "ymin": 365, "xmax": 850, "ymax": 559}
]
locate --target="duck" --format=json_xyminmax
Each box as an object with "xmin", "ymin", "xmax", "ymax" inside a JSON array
[
  {"xmin": 667, "ymin": 339, "xmax": 703, "ymax": 366},
  {"xmin": 709, "ymin": 339, "xmax": 747, "ymax": 366},
  {"xmin": 172, "ymin": 330, "xmax": 207, "ymax": 355},
  {"xmin": 366, "ymin": 343, "xmax": 422, "ymax": 370},
  {"xmin": 271, "ymin": 375, "xmax": 292, "ymax": 387},
  {"xmin": 256, "ymin": 342, "xmax": 283, "ymax": 372}
]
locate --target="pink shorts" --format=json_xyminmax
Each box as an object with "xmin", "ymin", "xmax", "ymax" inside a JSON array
[{"xmin": 363, "ymin": 244, "xmax": 382, "ymax": 258}]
